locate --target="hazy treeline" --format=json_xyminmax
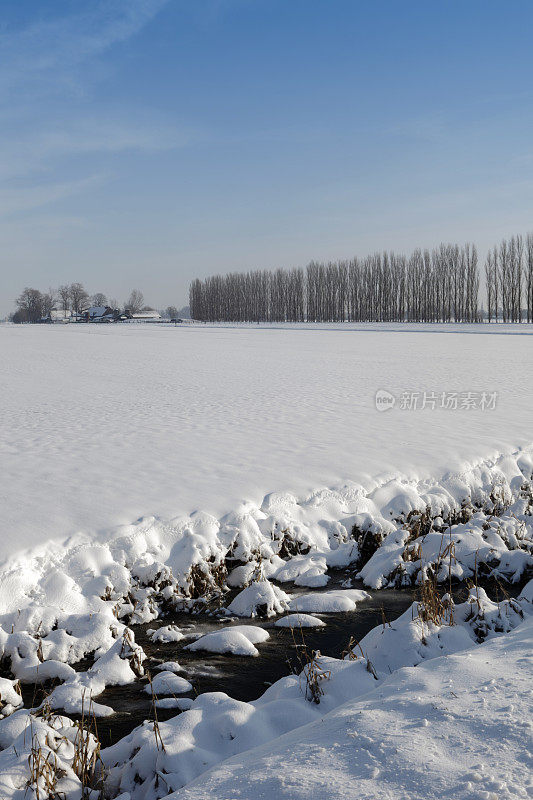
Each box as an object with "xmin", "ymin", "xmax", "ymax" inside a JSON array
[{"xmin": 190, "ymin": 233, "xmax": 533, "ymax": 323}]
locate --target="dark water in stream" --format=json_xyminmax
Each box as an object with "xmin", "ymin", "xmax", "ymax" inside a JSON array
[{"xmin": 88, "ymin": 583, "xmax": 413, "ymax": 746}]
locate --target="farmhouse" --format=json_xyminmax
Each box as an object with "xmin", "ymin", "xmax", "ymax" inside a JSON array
[
  {"xmin": 44, "ymin": 308, "xmax": 72, "ymax": 323},
  {"xmin": 129, "ymin": 310, "xmax": 162, "ymax": 322},
  {"xmin": 84, "ymin": 305, "xmax": 117, "ymax": 322}
]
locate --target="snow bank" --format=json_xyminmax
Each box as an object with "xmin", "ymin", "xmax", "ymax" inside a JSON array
[
  {"xmin": 358, "ymin": 487, "xmax": 533, "ymax": 589},
  {"xmin": 1, "ymin": 447, "xmax": 530, "ymax": 636},
  {"xmin": 100, "ymin": 583, "xmax": 533, "ymax": 799},
  {"xmin": 0, "ymin": 448, "xmax": 529, "ymax": 724},
  {"xmin": 175, "ymin": 609, "xmax": 533, "ymax": 800}
]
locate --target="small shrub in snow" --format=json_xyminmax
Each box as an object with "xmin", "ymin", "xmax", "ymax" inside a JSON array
[{"xmin": 186, "ymin": 560, "xmax": 227, "ymax": 599}]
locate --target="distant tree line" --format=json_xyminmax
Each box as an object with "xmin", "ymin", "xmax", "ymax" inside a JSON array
[
  {"xmin": 190, "ymin": 232, "xmax": 533, "ymax": 323},
  {"xmin": 10, "ymin": 284, "xmax": 185, "ymax": 323}
]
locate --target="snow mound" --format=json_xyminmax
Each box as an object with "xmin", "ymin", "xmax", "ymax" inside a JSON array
[
  {"xmin": 154, "ymin": 660, "xmax": 183, "ymax": 673},
  {"xmin": 275, "ymin": 613, "xmax": 326, "ymax": 628},
  {"xmin": 185, "ymin": 625, "xmax": 269, "ymax": 656},
  {"xmin": 149, "ymin": 624, "xmax": 184, "ymax": 643},
  {"xmin": 144, "ymin": 671, "xmax": 192, "ymax": 696},
  {"xmin": 274, "ymin": 554, "xmax": 330, "ymax": 587},
  {"xmin": 44, "ymin": 628, "xmax": 145, "ymax": 717},
  {"xmin": 289, "ymin": 589, "xmax": 369, "ymax": 613},
  {"xmin": 0, "ymin": 678, "xmax": 22, "ymax": 719},
  {"xmin": 227, "ymin": 580, "xmax": 290, "ymax": 617}
]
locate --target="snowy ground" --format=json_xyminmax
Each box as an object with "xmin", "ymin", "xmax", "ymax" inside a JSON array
[
  {"xmin": 173, "ymin": 607, "xmax": 533, "ymax": 800},
  {"xmin": 1, "ymin": 582, "xmax": 529, "ymax": 800},
  {"xmin": 1, "ymin": 321, "xmax": 532, "ymax": 800},
  {"xmin": 1, "ymin": 321, "xmax": 532, "ymax": 563}
]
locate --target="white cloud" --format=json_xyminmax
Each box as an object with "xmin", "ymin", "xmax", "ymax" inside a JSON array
[
  {"xmin": 0, "ymin": 1, "xmax": 171, "ymax": 95},
  {"xmin": 0, "ymin": 175, "xmax": 105, "ymax": 218},
  {"xmin": 0, "ymin": 118, "xmax": 189, "ymax": 181},
  {"xmin": 0, "ymin": 1, "xmax": 182, "ymax": 214}
]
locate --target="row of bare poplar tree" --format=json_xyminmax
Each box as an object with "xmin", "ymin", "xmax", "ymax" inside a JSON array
[
  {"xmin": 190, "ymin": 233, "xmax": 533, "ymax": 323},
  {"xmin": 484, "ymin": 235, "xmax": 533, "ymax": 323}
]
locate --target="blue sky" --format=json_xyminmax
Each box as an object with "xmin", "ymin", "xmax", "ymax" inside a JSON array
[{"xmin": 1, "ymin": 0, "xmax": 532, "ymax": 314}]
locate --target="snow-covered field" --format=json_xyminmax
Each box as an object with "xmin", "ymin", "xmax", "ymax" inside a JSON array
[
  {"xmin": 1, "ymin": 322, "xmax": 531, "ymax": 563},
  {"xmin": 0, "ymin": 321, "xmax": 532, "ymax": 800}
]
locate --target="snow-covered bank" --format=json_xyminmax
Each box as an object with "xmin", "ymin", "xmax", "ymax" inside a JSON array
[
  {"xmin": 100, "ymin": 584, "xmax": 533, "ymax": 798},
  {"xmin": 0, "ymin": 579, "xmax": 530, "ymax": 799},
  {"xmin": 0, "ymin": 447, "xmax": 530, "ymax": 716},
  {"xmin": 1, "ymin": 322, "xmax": 532, "ymax": 562},
  {"xmin": 1, "ymin": 444, "xmax": 531, "ymax": 621},
  {"xmin": 172, "ymin": 600, "xmax": 533, "ymax": 800}
]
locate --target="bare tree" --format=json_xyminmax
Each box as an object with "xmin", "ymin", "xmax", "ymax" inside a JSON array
[
  {"xmin": 526, "ymin": 234, "xmax": 533, "ymax": 324},
  {"xmin": 125, "ymin": 289, "xmax": 144, "ymax": 314},
  {"xmin": 16, "ymin": 288, "xmax": 43, "ymax": 323},
  {"xmin": 69, "ymin": 283, "xmax": 89, "ymax": 315},
  {"xmin": 484, "ymin": 250, "xmax": 496, "ymax": 322},
  {"xmin": 42, "ymin": 289, "xmax": 56, "ymax": 319},
  {"xmin": 92, "ymin": 292, "xmax": 107, "ymax": 307},
  {"xmin": 58, "ymin": 284, "xmax": 71, "ymax": 312}
]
